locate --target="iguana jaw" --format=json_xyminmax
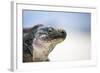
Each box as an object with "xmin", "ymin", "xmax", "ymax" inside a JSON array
[{"xmin": 32, "ymin": 38, "xmax": 64, "ymax": 61}]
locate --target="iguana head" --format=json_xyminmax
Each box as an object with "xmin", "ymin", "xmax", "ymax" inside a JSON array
[{"xmin": 23, "ymin": 24, "xmax": 67, "ymax": 62}]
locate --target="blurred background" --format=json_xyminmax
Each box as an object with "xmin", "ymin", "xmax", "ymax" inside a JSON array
[{"xmin": 23, "ymin": 10, "xmax": 91, "ymax": 61}]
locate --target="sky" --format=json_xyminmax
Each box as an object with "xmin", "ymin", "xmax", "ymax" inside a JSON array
[{"xmin": 22, "ymin": 10, "xmax": 91, "ymax": 33}]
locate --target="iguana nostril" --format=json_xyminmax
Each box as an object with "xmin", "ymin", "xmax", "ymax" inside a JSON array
[
  {"xmin": 61, "ymin": 30, "xmax": 65, "ymax": 34},
  {"xmin": 61, "ymin": 30, "xmax": 66, "ymax": 39}
]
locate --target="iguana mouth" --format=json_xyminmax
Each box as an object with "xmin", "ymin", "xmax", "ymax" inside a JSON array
[{"xmin": 47, "ymin": 29, "xmax": 66, "ymax": 41}]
